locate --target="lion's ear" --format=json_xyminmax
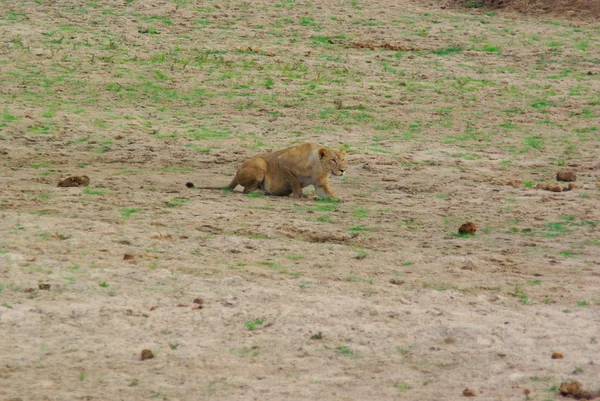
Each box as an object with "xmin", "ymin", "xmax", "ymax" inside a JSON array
[
  {"xmin": 318, "ymin": 148, "xmax": 329, "ymax": 159},
  {"xmin": 339, "ymin": 149, "xmax": 346, "ymax": 157}
]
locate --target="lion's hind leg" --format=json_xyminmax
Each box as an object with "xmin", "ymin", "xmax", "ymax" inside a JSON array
[{"xmin": 233, "ymin": 157, "xmax": 267, "ymax": 193}]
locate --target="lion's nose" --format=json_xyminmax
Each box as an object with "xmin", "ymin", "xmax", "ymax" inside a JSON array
[{"xmin": 339, "ymin": 169, "xmax": 345, "ymax": 174}]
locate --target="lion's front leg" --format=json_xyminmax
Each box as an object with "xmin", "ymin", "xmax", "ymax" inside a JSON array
[
  {"xmin": 283, "ymin": 170, "xmax": 306, "ymax": 198},
  {"xmin": 314, "ymin": 180, "xmax": 338, "ymax": 200}
]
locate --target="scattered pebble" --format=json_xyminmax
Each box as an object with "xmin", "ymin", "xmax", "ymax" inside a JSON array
[
  {"xmin": 57, "ymin": 176, "xmax": 90, "ymax": 187},
  {"xmin": 140, "ymin": 349, "xmax": 154, "ymax": 361},
  {"xmin": 459, "ymin": 222, "xmax": 477, "ymax": 235}
]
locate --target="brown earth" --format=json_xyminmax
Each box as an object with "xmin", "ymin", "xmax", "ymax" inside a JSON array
[
  {"xmin": 446, "ymin": 0, "xmax": 600, "ymax": 19},
  {"xmin": 1, "ymin": 0, "xmax": 599, "ymax": 400}
]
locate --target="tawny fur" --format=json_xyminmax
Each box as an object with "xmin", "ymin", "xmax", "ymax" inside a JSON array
[{"xmin": 189, "ymin": 143, "xmax": 347, "ymax": 200}]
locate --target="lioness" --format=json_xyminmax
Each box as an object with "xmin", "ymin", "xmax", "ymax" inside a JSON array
[{"xmin": 186, "ymin": 143, "xmax": 347, "ymax": 200}]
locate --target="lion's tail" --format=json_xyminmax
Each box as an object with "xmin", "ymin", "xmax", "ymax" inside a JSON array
[{"xmin": 185, "ymin": 177, "xmax": 238, "ymax": 191}]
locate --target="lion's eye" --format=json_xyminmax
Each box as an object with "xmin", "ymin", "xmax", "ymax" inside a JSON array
[{"xmin": 332, "ymin": 160, "xmax": 337, "ymax": 164}]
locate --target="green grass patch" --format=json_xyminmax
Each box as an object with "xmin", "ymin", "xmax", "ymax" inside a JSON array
[
  {"xmin": 164, "ymin": 198, "xmax": 189, "ymax": 208},
  {"xmin": 121, "ymin": 207, "xmax": 140, "ymax": 218}
]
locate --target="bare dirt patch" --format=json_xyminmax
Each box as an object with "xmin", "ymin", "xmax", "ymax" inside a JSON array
[{"xmin": 1, "ymin": 0, "xmax": 599, "ymax": 400}]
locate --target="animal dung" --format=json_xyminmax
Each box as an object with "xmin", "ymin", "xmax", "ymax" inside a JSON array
[
  {"xmin": 559, "ymin": 380, "xmax": 598, "ymax": 400},
  {"xmin": 458, "ymin": 222, "xmax": 477, "ymax": 235},
  {"xmin": 463, "ymin": 388, "xmax": 476, "ymax": 397},
  {"xmin": 57, "ymin": 176, "xmax": 90, "ymax": 187},
  {"xmin": 140, "ymin": 349, "xmax": 154, "ymax": 361},
  {"xmin": 556, "ymin": 171, "xmax": 577, "ymax": 182}
]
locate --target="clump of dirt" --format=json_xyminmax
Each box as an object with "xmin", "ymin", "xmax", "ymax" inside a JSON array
[
  {"xmin": 479, "ymin": 177, "xmax": 522, "ymax": 188},
  {"xmin": 459, "ymin": 222, "xmax": 477, "ymax": 235},
  {"xmin": 38, "ymin": 283, "xmax": 50, "ymax": 290},
  {"xmin": 57, "ymin": 176, "xmax": 90, "ymax": 187},
  {"xmin": 310, "ymin": 332, "xmax": 324, "ymax": 340},
  {"xmin": 344, "ymin": 41, "xmax": 420, "ymax": 51},
  {"xmin": 185, "ymin": 182, "xmax": 195, "ymax": 188},
  {"xmin": 463, "ymin": 388, "xmax": 477, "ymax": 397},
  {"xmin": 559, "ymin": 380, "xmax": 598, "ymax": 400},
  {"xmin": 389, "ymin": 278, "xmax": 405, "ymax": 285},
  {"xmin": 237, "ymin": 47, "xmax": 275, "ymax": 57},
  {"xmin": 551, "ymin": 352, "xmax": 564, "ymax": 359},
  {"xmin": 557, "ymin": 171, "xmax": 577, "ymax": 182},
  {"xmin": 536, "ymin": 183, "xmax": 580, "ymax": 192},
  {"xmin": 140, "ymin": 349, "xmax": 154, "ymax": 361},
  {"xmin": 445, "ymin": 0, "xmax": 600, "ymax": 19},
  {"xmin": 537, "ymin": 183, "xmax": 564, "ymax": 192}
]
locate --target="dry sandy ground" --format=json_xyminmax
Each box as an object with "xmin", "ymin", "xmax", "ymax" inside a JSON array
[{"xmin": 1, "ymin": 0, "xmax": 600, "ymax": 400}]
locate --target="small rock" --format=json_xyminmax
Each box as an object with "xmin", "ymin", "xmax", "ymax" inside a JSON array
[
  {"xmin": 551, "ymin": 352, "xmax": 564, "ymax": 359},
  {"xmin": 463, "ymin": 388, "xmax": 476, "ymax": 397},
  {"xmin": 123, "ymin": 254, "xmax": 134, "ymax": 260},
  {"xmin": 557, "ymin": 171, "xmax": 577, "ymax": 182},
  {"xmin": 459, "ymin": 222, "xmax": 477, "ymax": 235},
  {"xmin": 57, "ymin": 176, "xmax": 90, "ymax": 187},
  {"xmin": 185, "ymin": 182, "xmax": 195, "ymax": 188},
  {"xmin": 140, "ymin": 349, "xmax": 154, "ymax": 361},
  {"xmin": 38, "ymin": 283, "xmax": 51, "ymax": 290},
  {"xmin": 389, "ymin": 278, "xmax": 405, "ymax": 285}
]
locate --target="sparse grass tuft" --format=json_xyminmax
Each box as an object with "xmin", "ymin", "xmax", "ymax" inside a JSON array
[{"xmin": 245, "ymin": 318, "xmax": 265, "ymax": 331}]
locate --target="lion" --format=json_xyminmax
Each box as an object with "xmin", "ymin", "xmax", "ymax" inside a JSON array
[{"xmin": 186, "ymin": 143, "xmax": 347, "ymax": 200}]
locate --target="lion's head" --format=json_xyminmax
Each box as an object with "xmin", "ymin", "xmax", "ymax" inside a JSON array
[{"xmin": 319, "ymin": 148, "xmax": 347, "ymax": 177}]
